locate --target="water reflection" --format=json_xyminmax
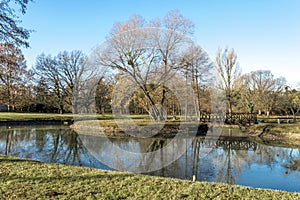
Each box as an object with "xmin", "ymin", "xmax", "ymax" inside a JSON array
[
  {"xmin": 0, "ymin": 126, "xmax": 110, "ymax": 170},
  {"xmin": 0, "ymin": 126, "xmax": 299, "ymax": 192}
]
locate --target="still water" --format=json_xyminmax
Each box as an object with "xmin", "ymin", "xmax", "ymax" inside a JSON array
[{"xmin": 0, "ymin": 125, "xmax": 299, "ymax": 192}]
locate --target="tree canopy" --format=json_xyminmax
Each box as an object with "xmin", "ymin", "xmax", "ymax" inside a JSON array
[
  {"xmin": 0, "ymin": 42, "xmax": 30, "ymax": 111},
  {"xmin": 92, "ymin": 10, "xmax": 212, "ymax": 121},
  {"xmin": 0, "ymin": 0, "xmax": 32, "ymax": 47}
]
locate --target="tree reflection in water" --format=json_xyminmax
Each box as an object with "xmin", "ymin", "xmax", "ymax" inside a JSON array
[
  {"xmin": 283, "ymin": 149, "xmax": 300, "ymax": 172},
  {"xmin": 0, "ymin": 126, "xmax": 109, "ymax": 169}
]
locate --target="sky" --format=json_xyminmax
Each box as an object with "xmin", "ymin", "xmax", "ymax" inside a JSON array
[{"xmin": 19, "ymin": 0, "xmax": 300, "ymax": 86}]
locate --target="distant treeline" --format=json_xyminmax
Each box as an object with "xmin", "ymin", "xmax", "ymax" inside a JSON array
[{"xmin": 1, "ymin": 10, "xmax": 299, "ymax": 121}]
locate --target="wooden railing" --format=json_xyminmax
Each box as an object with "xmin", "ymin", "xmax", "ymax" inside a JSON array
[{"xmin": 199, "ymin": 112, "xmax": 258, "ymax": 125}]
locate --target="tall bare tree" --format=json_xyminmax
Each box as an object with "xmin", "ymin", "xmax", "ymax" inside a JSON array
[
  {"xmin": 0, "ymin": 42, "xmax": 29, "ymax": 111},
  {"xmin": 285, "ymin": 86, "xmax": 300, "ymax": 122},
  {"xmin": 237, "ymin": 74, "xmax": 255, "ymax": 113},
  {"xmin": 242, "ymin": 70, "xmax": 286, "ymax": 116},
  {"xmin": 57, "ymin": 51, "xmax": 88, "ymax": 113},
  {"xmin": 180, "ymin": 45, "xmax": 213, "ymax": 119},
  {"xmin": 215, "ymin": 48, "xmax": 241, "ymax": 115},
  {"xmin": 34, "ymin": 54, "xmax": 64, "ymax": 113},
  {"xmin": 34, "ymin": 50, "xmax": 104, "ymax": 113},
  {"xmin": 94, "ymin": 10, "xmax": 195, "ymax": 121}
]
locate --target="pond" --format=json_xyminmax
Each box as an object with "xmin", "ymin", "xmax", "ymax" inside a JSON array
[{"xmin": 0, "ymin": 125, "xmax": 299, "ymax": 193}]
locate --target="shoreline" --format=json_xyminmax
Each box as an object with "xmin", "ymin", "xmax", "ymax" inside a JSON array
[
  {"xmin": 70, "ymin": 122, "xmax": 210, "ymax": 138},
  {"xmin": 71, "ymin": 121, "xmax": 300, "ymax": 147},
  {"xmin": 248, "ymin": 123, "xmax": 300, "ymax": 146},
  {"xmin": 1, "ymin": 117, "xmax": 300, "ymax": 146}
]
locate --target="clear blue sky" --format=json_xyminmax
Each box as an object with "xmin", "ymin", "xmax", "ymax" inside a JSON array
[{"xmin": 20, "ymin": 0, "xmax": 300, "ymax": 86}]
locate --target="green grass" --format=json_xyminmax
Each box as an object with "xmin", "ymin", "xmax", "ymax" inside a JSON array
[
  {"xmin": 251, "ymin": 123, "xmax": 300, "ymax": 134},
  {"xmin": 0, "ymin": 112, "xmax": 74, "ymax": 121},
  {"xmin": 249, "ymin": 123, "xmax": 300, "ymax": 147},
  {"xmin": 0, "ymin": 155, "xmax": 299, "ymax": 199},
  {"xmin": 0, "ymin": 112, "xmax": 150, "ymax": 122}
]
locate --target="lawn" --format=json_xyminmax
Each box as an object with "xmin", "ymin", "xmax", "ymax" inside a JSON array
[
  {"xmin": 0, "ymin": 112, "xmax": 150, "ymax": 122},
  {"xmin": 0, "ymin": 112, "xmax": 75, "ymax": 121},
  {"xmin": 248, "ymin": 122, "xmax": 300, "ymax": 147},
  {"xmin": 250, "ymin": 122, "xmax": 300, "ymax": 135},
  {"xmin": 0, "ymin": 155, "xmax": 300, "ymax": 199},
  {"xmin": 0, "ymin": 155, "xmax": 299, "ymax": 199},
  {"xmin": 249, "ymin": 115, "xmax": 300, "ymax": 139}
]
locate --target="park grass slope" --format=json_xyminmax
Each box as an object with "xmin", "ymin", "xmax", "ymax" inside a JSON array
[
  {"xmin": 0, "ymin": 155, "xmax": 299, "ymax": 199},
  {"xmin": 249, "ymin": 123, "xmax": 300, "ymax": 147},
  {"xmin": 0, "ymin": 112, "xmax": 74, "ymax": 121}
]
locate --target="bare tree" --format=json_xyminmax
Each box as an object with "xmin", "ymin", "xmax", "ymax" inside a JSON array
[
  {"xmin": 237, "ymin": 74, "xmax": 255, "ymax": 113},
  {"xmin": 0, "ymin": 0, "xmax": 32, "ymax": 47},
  {"xmin": 34, "ymin": 54, "xmax": 65, "ymax": 113},
  {"xmin": 244, "ymin": 70, "xmax": 286, "ymax": 116},
  {"xmin": 94, "ymin": 11, "xmax": 195, "ymax": 121},
  {"xmin": 34, "ymin": 50, "xmax": 104, "ymax": 113},
  {"xmin": 215, "ymin": 48, "xmax": 241, "ymax": 115},
  {"xmin": 285, "ymin": 86, "xmax": 300, "ymax": 122},
  {"xmin": 180, "ymin": 45, "xmax": 213, "ymax": 119},
  {"xmin": 0, "ymin": 42, "xmax": 29, "ymax": 111},
  {"xmin": 57, "ymin": 51, "xmax": 88, "ymax": 113}
]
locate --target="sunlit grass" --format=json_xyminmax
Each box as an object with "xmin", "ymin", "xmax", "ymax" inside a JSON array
[
  {"xmin": 0, "ymin": 112, "xmax": 148, "ymax": 122},
  {"xmin": 251, "ymin": 123, "xmax": 300, "ymax": 134},
  {"xmin": 0, "ymin": 112, "xmax": 74, "ymax": 121},
  {"xmin": 0, "ymin": 112, "xmax": 195, "ymax": 122},
  {"xmin": 0, "ymin": 155, "xmax": 299, "ymax": 199}
]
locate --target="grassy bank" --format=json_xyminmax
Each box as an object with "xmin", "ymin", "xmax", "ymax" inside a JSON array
[
  {"xmin": 248, "ymin": 123, "xmax": 300, "ymax": 147},
  {"xmin": 71, "ymin": 119, "xmax": 210, "ymax": 138},
  {"xmin": 0, "ymin": 112, "xmax": 75, "ymax": 121},
  {"xmin": 250, "ymin": 123, "xmax": 300, "ymax": 134},
  {"xmin": 0, "ymin": 112, "xmax": 150, "ymax": 122},
  {"xmin": 249, "ymin": 123, "xmax": 300, "ymax": 139},
  {"xmin": 0, "ymin": 155, "xmax": 299, "ymax": 199}
]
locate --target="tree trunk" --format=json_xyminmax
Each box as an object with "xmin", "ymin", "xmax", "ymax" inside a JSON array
[
  {"xmin": 291, "ymin": 109, "xmax": 297, "ymax": 123},
  {"xmin": 149, "ymin": 104, "xmax": 165, "ymax": 121},
  {"xmin": 141, "ymin": 86, "xmax": 166, "ymax": 122}
]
